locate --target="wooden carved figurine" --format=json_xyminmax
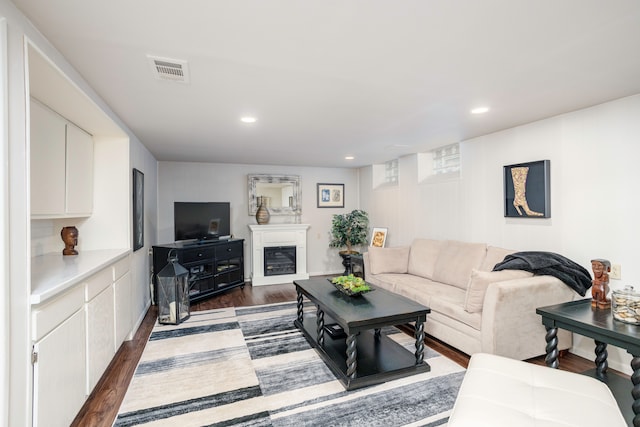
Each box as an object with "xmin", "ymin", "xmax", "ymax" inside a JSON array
[
  {"xmin": 591, "ymin": 258, "xmax": 611, "ymax": 308},
  {"xmin": 61, "ymin": 226, "xmax": 79, "ymax": 256}
]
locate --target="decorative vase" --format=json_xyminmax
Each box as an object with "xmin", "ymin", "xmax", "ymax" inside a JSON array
[{"xmin": 255, "ymin": 196, "xmax": 270, "ymax": 225}]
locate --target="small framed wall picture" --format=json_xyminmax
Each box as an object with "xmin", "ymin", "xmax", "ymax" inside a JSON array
[
  {"xmin": 317, "ymin": 183, "xmax": 344, "ymax": 208},
  {"xmin": 370, "ymin": 227, "xmax": 388, "ymax": 247},
  {"xmin": 132, "ymin": 168, "xmax": 144, "ymax": 251}
]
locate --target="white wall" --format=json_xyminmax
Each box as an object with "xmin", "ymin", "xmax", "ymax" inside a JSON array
[
  {"xmin": 360, "ymin": 94, "xmax": 640, "ymax": 374},
  {"xmin": 0, "ymin": 15, "xmax": 9, "ymax": 427},
  {"xmin": 158, "ymin": 162, "xmax": 360, "ymax": 277},
  {"xmin": 130, "ymin": 138, "xmax": 158, "ymax": 329}
]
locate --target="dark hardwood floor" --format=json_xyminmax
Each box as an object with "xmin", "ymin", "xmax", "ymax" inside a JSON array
[{"xmin": 71, "ymin": 281, "xmax": 621, "ymax": 427}]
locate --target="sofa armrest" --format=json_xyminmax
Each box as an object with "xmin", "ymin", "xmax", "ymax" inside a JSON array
[{"xmin": 481, "ymin": 275, "xmax": 576, "ymax": 360}]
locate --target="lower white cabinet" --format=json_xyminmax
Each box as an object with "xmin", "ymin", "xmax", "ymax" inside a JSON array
[
  {"xmin": 31, "ymin": 254, "xmax": 131, "ymax": 427},
  {"xmin": 114, "ymin": 271, "xmax": 133, "ymax": 345},
  {"xmin": 32, "ymin": 309, "xmax": 86, "ymax": 427},
  {"xmin": 86, "ymin": 285, "xmax": 115, "ymax": 393}
]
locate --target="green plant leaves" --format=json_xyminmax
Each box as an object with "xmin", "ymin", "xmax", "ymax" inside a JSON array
[{"xmin": 329, "ymin": 209, "xmax": 369, "ymax": 252}]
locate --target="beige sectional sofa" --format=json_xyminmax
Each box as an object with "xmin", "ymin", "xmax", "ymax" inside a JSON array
[{"xmin": 362, "ymin": 239, "xmax": 576, "ymax": 360}]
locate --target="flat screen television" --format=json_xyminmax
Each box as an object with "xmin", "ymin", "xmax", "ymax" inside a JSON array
[{"xmin": 174, "ymin": 202, "xmax": 231, "ymax": 242}]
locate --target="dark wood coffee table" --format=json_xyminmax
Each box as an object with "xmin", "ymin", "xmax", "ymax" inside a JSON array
[{"xmin": 293, "ymin": 278, "xmax": 431, "ymax": 390}]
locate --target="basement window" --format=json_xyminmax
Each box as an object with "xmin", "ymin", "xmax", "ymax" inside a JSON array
[
  {"xmin": 418, "ymin": 143, "xmax": 461, "ymax": 183},
  {"xmin": 373, "ymin": 159, "xmax": 399, "ymax": 188},
  {"xmin": 384, "ymin": 159, "xmax": 398, "ymax": 184}
]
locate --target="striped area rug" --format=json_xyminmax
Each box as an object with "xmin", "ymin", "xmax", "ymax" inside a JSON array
[{"xmin": 115, "ymin": 301, "xmax": 465, "ymax": 426}]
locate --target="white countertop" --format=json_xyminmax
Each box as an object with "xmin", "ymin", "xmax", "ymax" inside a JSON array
[{"xmin": 31, "ymin": 248, "xmax": 130, "ymax": 305}]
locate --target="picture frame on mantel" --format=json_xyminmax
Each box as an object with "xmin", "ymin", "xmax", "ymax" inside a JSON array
[
  {"xmin": 504, "ymin": 160, "xmax": 550, "ymax": 218},
  {"xmin": 133, "ymin": 168, "xmax": 144, "ymax": 251},
  {"xmin": 317, "ymin": 183, "xmax": 344, "ymax": 208}
]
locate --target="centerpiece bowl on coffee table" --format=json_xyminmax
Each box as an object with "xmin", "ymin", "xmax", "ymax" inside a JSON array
[{"xmin": 329, "ymin": 274, "xmax": 372, "ymax": 296}]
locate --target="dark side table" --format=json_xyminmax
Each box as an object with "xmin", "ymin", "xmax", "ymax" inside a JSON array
[
  {"xmin": 537, "ymin": 299, "xmax": 640, "ymax": 426},
  {"xmin": 350, "ymin": 253, "xmax": 365, "ymax": 279}
]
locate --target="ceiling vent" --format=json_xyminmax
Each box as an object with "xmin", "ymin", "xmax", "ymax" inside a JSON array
[{"xmin": 147, "ymin": 55, "xmax": 190, "ymax": 83}]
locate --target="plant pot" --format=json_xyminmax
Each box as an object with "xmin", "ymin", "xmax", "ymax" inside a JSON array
[{"xmin": 338, "ymin": 250, "xmax": 359, "ymax": 275}]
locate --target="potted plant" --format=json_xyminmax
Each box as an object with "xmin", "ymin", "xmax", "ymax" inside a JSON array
[{"xmin": 329, "ymin": 209, "xmax": 369, "ymax": 274}]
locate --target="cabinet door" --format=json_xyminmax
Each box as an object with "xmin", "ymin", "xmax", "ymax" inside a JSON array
[
  {"xmin": 86, "ymin": 286, "xmax": 115, "ymax": 393},
  {"xmin": 30, "ymin": 99, "xmax": 66, "ymax": 215},
  {"xmin": 65, "ymin": 123, "xmax": 94, "ymax": 215},
  {"xmin": 32, "ymin": 309, "xmax": 86, "ymax": 427},
  {"xmin": 114, "ymin": 271, "xmax": 132, "ymax": 346}
]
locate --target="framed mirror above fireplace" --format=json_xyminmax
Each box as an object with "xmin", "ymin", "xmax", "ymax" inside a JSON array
[{"xmin": 248, "ymin": 174, "xmax": 301, "ymax": 216}]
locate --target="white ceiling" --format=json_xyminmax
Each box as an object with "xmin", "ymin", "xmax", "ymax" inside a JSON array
[{"xmin": 12, "ymin": 0, "xmax": 640, "ymax": 168}]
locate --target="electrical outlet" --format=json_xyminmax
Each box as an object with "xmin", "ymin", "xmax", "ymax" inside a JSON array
[{"xmin": 611, "ymin": 264, "xmax": 621, "ymax": 280}]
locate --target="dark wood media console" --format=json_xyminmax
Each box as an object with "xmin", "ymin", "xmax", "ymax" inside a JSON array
[{"xmin": 152, "ymin": 239, "xmax": 245, "ymax": 304}]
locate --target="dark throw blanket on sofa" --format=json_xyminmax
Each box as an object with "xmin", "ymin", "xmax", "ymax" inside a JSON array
[{"xmin": 493, "ymin": 251, "xmax": 591, "ymax": 296}]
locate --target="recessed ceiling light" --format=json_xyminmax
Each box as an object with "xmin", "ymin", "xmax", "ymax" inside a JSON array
[
  {"xmin": 471, "ymin": 107, "xmax": 490, "ymax": 114},
  {"xmin": 345, "ymin": 156, "xmax": 355, "ymax": 160},
  {"xmin": 240, "ymin": 117, "xmax": 257, "ymax": 123}
]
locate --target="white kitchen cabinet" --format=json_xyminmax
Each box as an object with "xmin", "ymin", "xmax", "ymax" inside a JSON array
[
  {"xmin": 65, "ymin": 123, "xmax": 94, "ymax": 215},
  {"xmin": 30, "ymin": 99, "xmax": 66, "ymax": 215},
  {"xmin": 114, "ymin": 271, "xmax": 133, "ymax": 346},
  {"xmin": 86, "ymin": 285, "xmax": 115, "ymax": 393},
  {"xmin": 30, "ymin": 98, "xmax": 94, "ymax": 218},
  {"xmin": 31, "ymin": 252, "xmax": 131, "ymax": 427},
  {"xmin": 32, "ymin": 308, "xmax": 86, "ymax": 427}
]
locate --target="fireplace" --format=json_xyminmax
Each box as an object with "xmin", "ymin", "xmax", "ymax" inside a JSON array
[
  {"xmin": 248, "ymin": 224, "xmax": 310, "ymax": 286},
  {"xmin": 264, "ymin": 246, "xmax": 296, "ymax": 276}
]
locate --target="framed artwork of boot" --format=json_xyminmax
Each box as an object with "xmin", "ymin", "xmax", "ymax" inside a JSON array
[{"xmin": 503, "ymin": 160, "xmax": 550, "ymax": 218}]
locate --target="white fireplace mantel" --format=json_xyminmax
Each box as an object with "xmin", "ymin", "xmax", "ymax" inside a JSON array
[{"xmin": 248, "ymin": 224, "xmax": 310, "ymax": 286}]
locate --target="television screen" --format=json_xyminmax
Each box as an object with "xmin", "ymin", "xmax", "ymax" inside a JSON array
[{"xmin": 174, "ymin": 202, "xmax": 231, "ymax": 242}]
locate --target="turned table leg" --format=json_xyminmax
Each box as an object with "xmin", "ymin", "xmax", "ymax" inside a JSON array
[
  {"xmin": 346, "ymin": 333, "xmax": 357, "ymax": 379},
  {"xmin": 594, "ymin": 339, "xmax": 608, "ymax": 380},
  {"xmin": 296, "ymin": 290, "xmax": 303, "ymax": 324},
  {"xmin": 316, "ymin": 309, "xmax": 325, "ymax": 346},
  {"xmin": 631, "ymin": 355, "xmax": 640, "ymax": 427},
  {"xmin": 544, "ymin": 326, "xmax": 560, "ymax": 368},
  {"xmin": 415, "ymin": 319, "xmax": 425, "ymax": 365}
]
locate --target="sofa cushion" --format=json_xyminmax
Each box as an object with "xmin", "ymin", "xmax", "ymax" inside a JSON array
[
  {"xmin": 368, "ymin": 246, "xmax": 410, "ymax": 275},
  {"xmin": 480, "ymin": 246, "xmax": 515, "ymax": 272},
  {"xmin": 464, "ymin": 268, "xmax": 534, "ymax": 313},
  {"xmin": 372, "ymin": 274, "xmax": 463, "ymax": 310},
  {"xmin": 407, "ymin": 239, "xmax": 443, "ymax": 279},
  {"xmin": 430, "ymin": 297, "xmax": 482, "ymax": 331},
  {"xmin": 382, "ymin": 275, "xmax": 439, "ymax": 307},
  {"xmin": 364, "ymin": 272, "xmax": 400, "ymax": 294},
  {"xmin": 432, "ymin": 241, "xmax": 487, "ymax": 289}
]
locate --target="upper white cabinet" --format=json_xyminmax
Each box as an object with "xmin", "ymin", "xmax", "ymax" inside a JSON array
[
  {"xmin": 65, "ymin": 123, "xmax": 94, "ymax": 214},
  {"xmin": 30, "ymin": 99, "xmax": 66, "ymax": 215},
  {"xmin": 30, "ymin": 99, "xmax": 94, "ymax": 218}
]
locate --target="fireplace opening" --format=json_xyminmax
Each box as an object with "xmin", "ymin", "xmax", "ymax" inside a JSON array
[{"xmin": 264, "ymin": 246, "xmax": 296, "ymax": 276}]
